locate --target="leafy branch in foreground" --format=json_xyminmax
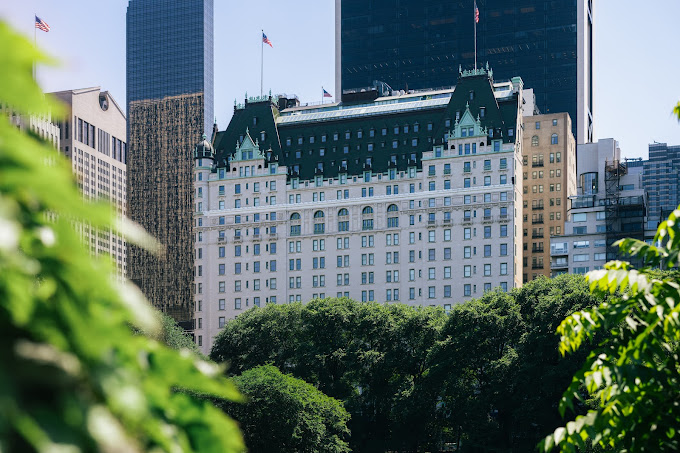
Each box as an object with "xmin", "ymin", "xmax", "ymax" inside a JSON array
[
  {"xmin": 541, "ymin": 207, "xmax": 680, "ymax": 452},
  {"xmin": 0, "ymin": 21, "xmax": 243, "ymax": 452}
]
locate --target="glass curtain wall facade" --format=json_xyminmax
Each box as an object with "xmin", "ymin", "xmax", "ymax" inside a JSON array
[
  {"xmin": 126, "ymin": 0, "xmax": 214, "ymax": 328},
  {"xmin": 643, "ymin": 143, "xmax": 680, "ymax": 228},
  {"xmin": 338, "ymin": 0, "xmax": 590, "ymax": 142}
]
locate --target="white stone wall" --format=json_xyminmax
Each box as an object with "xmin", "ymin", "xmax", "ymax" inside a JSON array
[{"xmin": 193, "ymin": 134, "xmax": 522, "ymax": 354}]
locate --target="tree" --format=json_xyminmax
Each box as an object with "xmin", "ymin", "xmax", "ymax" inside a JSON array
[
  {"xmin": 219, "ymin": 365, "xmax": 350, "ymax": 453},
  {"xmin": 510, "ymin": 275, "xmax": 606, "ymax": 451},
  {"xmin": 211, "ymin": 298, "xmax": 447, "ymax": 452},
  {"xmin": 0, "ymin": 22, "xmax": 243, "ymax": 452},
  {"xmin": 429, "ymin": 290, "xmax": 523, "ymax": 451},
  {"xmin": 542, "ymin": 207, "xmax": 680, "ymax": 452}
]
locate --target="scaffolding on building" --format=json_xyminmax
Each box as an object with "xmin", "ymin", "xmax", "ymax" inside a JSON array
[{"xmin": 604, "ymin": 159, "xmax": 646, "ymax": 264}]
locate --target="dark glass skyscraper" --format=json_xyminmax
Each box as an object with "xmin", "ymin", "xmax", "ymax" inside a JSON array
[
  {"xmin": 336, "ymin": 0, "xmax": 593, "ymax": 143},
  {"xmin": 126, "ymin": 0, "xmax": 213, "ymax": 327},
  {"xmin": 643, "ymin": 143, "xmax": 680, "ymax": 226}
]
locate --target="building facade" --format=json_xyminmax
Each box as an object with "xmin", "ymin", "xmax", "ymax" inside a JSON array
[
  {"xmin": 193, "ymin": 68, "xmax": 524, "ymax": 354},
  {"xmin": 336, "ymin": 0, "xmax": 594, "ymax": 143},
  {"xmin": 521, "ymin": 112, "xmax": 576, "ymax": 281},
  {"xmin": 2, "ymin": 105, "xmax": 60, "ymax": 148},
  {"xmin": 50, "ymin": 87, "xmax": 128, "ymax": 275},
  {"xmin": 642, "ymin": 142, "xmax": 680, "ymax": 229},
  {"xmin": 550, "ymin": 139, "xmax": 645, "ymax": 276},
  {"xmin": 126, "ymin": 0, "xmax": 214, "ymax": 327}
]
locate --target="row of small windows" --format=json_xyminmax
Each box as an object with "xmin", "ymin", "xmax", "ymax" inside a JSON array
[{"xmin": 284, "ymin": 124, "xmax": 433, "ymax": 146}]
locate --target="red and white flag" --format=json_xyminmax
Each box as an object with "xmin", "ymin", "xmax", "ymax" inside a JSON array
[{"xmin": 35, "ymin": 15, "xmax": 50, "ymax": 32}]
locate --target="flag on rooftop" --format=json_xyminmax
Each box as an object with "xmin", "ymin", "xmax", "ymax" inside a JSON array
[
  {"xmin": 35, "ymin": 15, "xmax": 50, "ymax": 32},
  {"xmin": 262, "ymin": 32, "xmax": 273, "ymax": 48},
  {"xmin": 474, "ymin": 2, "xmax": 479, "ymax": 23},
  {"xmin": 323, "ymin": 88, "xmax": 332, "ymax": 98}
]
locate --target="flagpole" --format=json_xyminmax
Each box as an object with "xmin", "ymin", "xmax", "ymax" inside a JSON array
[
  {"xmin": 34, "ymin": 13, "xmax": 36, "ymax": 80},
  {"xmin": 260, "ymin": 29, "xmax": 264, "ymax": 96},
  {"xmin": 474, "ymin": 2, "xmax": 477, "ymax": 71}
]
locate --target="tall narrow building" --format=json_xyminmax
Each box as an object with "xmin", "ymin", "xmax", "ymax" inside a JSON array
[
  {"xmin": 126, "ymin": 0, "xmax": 214, "ymax": 328},
  {"xmin": 337, "ymin": 0, "xmax": 594, "ymax": 143}
]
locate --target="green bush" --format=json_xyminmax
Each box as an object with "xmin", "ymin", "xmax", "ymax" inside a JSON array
[{"xmin": 220, "ymin": 365, "xmax": 350, "ymax": 453}]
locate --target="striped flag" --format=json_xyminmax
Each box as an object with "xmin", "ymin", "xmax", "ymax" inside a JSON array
[
  {"xmin": 323, "ymin": 88, "xmax": 332, "ymax": 98},
  {"xmin": 262, "ymin": 32, "xmax": 273, "ymax": 48},
  {"xmin": 35, "ymin": 15, "xmax": 50, "ymax": 32},
  {"xmin": 474, "ymin": 2, "xmax": 479, "ymax": 23}
]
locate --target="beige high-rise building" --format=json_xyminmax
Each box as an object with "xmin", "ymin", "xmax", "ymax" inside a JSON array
[
  {"xmin": 521, "ymin": 113, "xmax": 576, "ymax": 282},
  {"xmin": 51, "ymin": 87, "xmax": 128, "ymax": 276}
]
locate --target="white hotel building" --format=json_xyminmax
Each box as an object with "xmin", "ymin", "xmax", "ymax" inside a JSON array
[{"xmin": 193, "ymin": 68, "xmax": 526, "ymax": 353}]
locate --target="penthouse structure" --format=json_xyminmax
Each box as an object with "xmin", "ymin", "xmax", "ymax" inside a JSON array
[{"xmin": 193, "ymin": 67, "xmax": 525, "ymax": 353}]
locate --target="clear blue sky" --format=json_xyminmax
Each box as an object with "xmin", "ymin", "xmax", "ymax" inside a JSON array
[{"xmin": 2, "ymin": 1, "xmax": 679, "ymax": 158}]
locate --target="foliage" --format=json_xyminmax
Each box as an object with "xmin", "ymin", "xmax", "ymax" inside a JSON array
[
  {"xmin": 219, "ymin": 365, "xmax": 350, "ymax": 453},
  {"xmin": 674, "ymin": 102, "xmax": 680, "ymax": 121},
  {"xmin": 151, "ymin": 311, "xmax": 201, "ymax": 354},
  {"xmin": 429, "ymin": 290, "xmax": 523, "ymax": 450},
  {"xmin": 542, "ymin": 207, "xmax": 680, "ymax": 452},
  {"xmin": 0, "ymin": 21, "xmax": 244, "ymax": 452},
  {"xmin": 211, "ymin": 298, "xmax": 447, "ymax": 452}
]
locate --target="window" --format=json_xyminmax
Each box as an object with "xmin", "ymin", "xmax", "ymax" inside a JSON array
[
  {"xmin": 551, "ymin": 134, "xmax": 558, "ymax": 145},
  {"xmin": 464, "ymin": 284, "xmax": 471, "ymax": 296}
]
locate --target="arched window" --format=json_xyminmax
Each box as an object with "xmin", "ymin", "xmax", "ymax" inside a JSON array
[
  {"xmin": 290, "ymin": 212, "xmax": 301, "ymax": 221},
  {"xmin": 362, "ymin": 206, "xmax": 374, "ymax": 230},
  {"xmin": 531, "ymin": 135, "xmax": 539, "ymax": 147},
  {"xmin": 314, "ymin": 211, "xmax": 325, "ymax": 234},
  {"xmin": 338, "ymin": 208, "xmax": 349, "ymax": 217},
  {"xmin": 551, "ymin": 134, "xmax": 558, "ymax": 145},
  {"xmin": 387, "ymin": 204, "xmax": 399, "ymax": 228},
  {"xmin": 362, "ymin": 206, "xmax": 374, "ymax": 215}
]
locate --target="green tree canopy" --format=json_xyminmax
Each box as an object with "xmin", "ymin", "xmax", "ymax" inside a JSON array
[
  {"xmin": 219, "ymin": 365, "xmax": 350, "ymax": 453},
  {"xmin": 0, "ymin": 21, "xmax": 243, "ymax": 452},
  {"xmin": 211, "ymin": 298, "xmax": 447, "ymax": 452},
  {"xmin": 543, "ymin": 207, "xmax": 680, "ymax": 452}
]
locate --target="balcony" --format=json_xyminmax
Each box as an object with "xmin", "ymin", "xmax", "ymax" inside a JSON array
[
  {"xmin": 552, "ymin": 259, "xmax": 569, "ymax": 268},
  {"xmin": 443, "ymin": 169, "xmax": 451, "ymax": 175},
  {"xmin": 233, "ymin": 235, "xmax": 242, "ymax": 242},
  {"xmin": 532, "ymin": 162, "xmax": 544, "ymax": 168},
  {"xmin": 532, "ymin": 264, "xmax": 545, "ymax": 270},
  {"xmin": 532, "ymin": 247, "xmax": 545, "ymax": 253},
  {"xmin": 532, "ymin": 233, "xmax": 544, "ymax": 239},
  {"xmin": 532, "ymin": 219, "xmax": 544, "ymax": 225},
  {"xmin": 550, "ymin": 247, "xmax": 568, "ymax": 256},
  {"xmin": 218, "ymin": 236, "xmax": 226, "ymax": 243},
  {"xmin": 532, "ymin": 205, "xmax": 544, "ymax": 211}
]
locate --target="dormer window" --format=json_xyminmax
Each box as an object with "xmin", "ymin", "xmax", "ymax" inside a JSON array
[
  {"xmin": 298, "ymin": 137, "xmax": 303, "ymax": 145},
  {"xmin": 253, "ymin": 117, "xmax": 258, "ymax": 125},
  {"xmin": 345, "ymin": 131, "xmax": 351, "ymax": 139},
  {"xmin": 309, "ymin": 136, "xmax": 315, "ymax": 144},
  {"xmin": 261, "ymin": 131, "xmax": 266, "ymax": 142},
  {"xmin": 480, "ymin": 107, "xmax": 485, "ymax": 118},
  {"xmin": 333, "ymin": 132, "xmax": 339, "ymax": 141},
  {"xmin": 446, "ymin": 118, "xmax": 452, "ymax": 127},
  {"xmin": 469, "ymin": 90, "xmax": 474, "ymax": 100},
  {"xmin": 508, "ymin": 128, "xmax": 514, "ymax": 137},
  {"xmin": 357, "ymin": 130, "xmax": 363, "ymax": 139},
  {"xmin": 286, "ymin": 137, "xmax": 291, "ymax": 146}
]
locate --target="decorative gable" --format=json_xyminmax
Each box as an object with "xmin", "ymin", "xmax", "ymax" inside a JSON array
[
  {"xmin": 452, "ymin": 102, "xmax": 487, "ymax": 139},
  {"xmin": 232, "ymin": 127, "xmax": 266, "ymax": 162}
]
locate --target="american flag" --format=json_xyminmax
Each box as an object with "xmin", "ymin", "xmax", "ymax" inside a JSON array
[
  {"xmin": 323, "ymin": 88, "xmax": 332, "ymax": 98},
  {"xmin": 474, "ymin": 2, "xmax": 479, "ymax": 23},
  {"xmin": 262, "ymin": 32, "xmax": 273, "ymax": 48},
  {"xmin": 35, "ymin": 15, "xmax": 50, "ymax": 32}
]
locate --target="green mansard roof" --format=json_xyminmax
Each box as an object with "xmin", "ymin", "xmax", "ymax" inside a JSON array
[{"xmin": 212, "ymin": 69, "xmax": 521, "ymax": 181}]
